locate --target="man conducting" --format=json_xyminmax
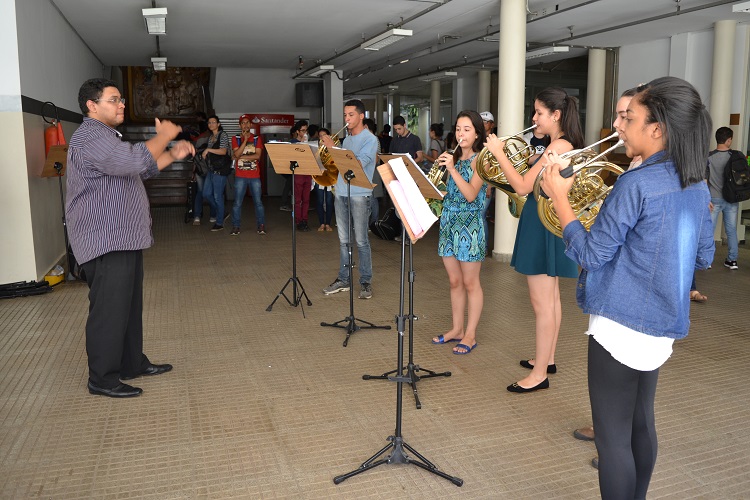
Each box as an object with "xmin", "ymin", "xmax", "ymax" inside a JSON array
[
  {"xmin": 66, "ymin": 78, "xmax": 195, "ymax": 398},
  {"xmin": 320, "ymin": 99, "xmax": 378, "ymax": 299}
]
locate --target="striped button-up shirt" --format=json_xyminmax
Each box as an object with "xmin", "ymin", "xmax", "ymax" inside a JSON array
[{"xmin": 65, "ymin": 117, "xmax": 159, "ymax": 264}]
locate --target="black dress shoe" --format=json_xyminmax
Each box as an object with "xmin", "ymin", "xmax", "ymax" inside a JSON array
[
  {"xmin": 88, "ymin": 381, "xmax": 142, "ymax": 398},
  {"xmin": 120, "ymin": 363, "xmax": 173, "ymax": 381},
  {"xmin": 507, "ymin": 378, "xmax": 550, "ymax": 393},
  {"xmin": 520, "ymin": 359, "xmax": 557, "ymax": 374}
]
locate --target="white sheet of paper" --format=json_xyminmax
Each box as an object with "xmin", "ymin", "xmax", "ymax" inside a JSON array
[{"xmin": 387, "ymin": 157, "xmax": 438, "ymax": 238}]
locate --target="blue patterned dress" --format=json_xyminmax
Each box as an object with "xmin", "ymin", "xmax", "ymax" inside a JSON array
[{"xmin": 438, "ymin": 153, "xmax": 486, "ymax": 262}]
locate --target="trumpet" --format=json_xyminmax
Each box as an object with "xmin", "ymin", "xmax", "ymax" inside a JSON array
[
  {"xmin": 533, "ymin": 132, "xmax": 625, "ymax": 237},
  {"xmin": 475, "ymin": 124, "xmax": 537, "ymax": 218},
  {"xmin": 313, "ymin": 124, "xmax": 348, "ymax": 187},
  {"xmin": 425, "ymin": 138, "xmax": 462, "ymax": 217}
]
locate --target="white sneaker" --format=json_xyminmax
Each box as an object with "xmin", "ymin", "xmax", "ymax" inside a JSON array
[
  {"xmin": 192, "ymin": 218, "xmax": 200, "ymax": 226},
  {"xmin": 209, "ymin": 217, "xmax": 217, "ymax": 223}
]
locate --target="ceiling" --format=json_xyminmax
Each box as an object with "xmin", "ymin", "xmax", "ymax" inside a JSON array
[{"xmin": 52, "ymin": 0, "xmax": 749, "ymax": 97}]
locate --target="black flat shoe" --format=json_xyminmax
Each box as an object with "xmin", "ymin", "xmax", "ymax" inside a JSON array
[
  {"xmin": 88, "ymin": 381, "xmax": 142, "ymax": 398},
  {"xmin": 120, "ymin": 363, "xmax": 173, "ymax": 380},
  {"xmin": 507, "ymin": 378, "xmax": 549, "ymax": 393},
  {"xmin": 520, "ymin": 359, "xmax": 557, "ymax": 374}
]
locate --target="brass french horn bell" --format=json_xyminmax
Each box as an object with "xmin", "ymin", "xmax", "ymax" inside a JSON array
[
  {"xmin": 533, "ymin": 132, "xmax": 625, "ymax": 237},
  {"xmin": 476, "ymin": 124, "xmax": 538, "ymax": 218},
  {"xmin": 313, "ymin": 124, "xmax": 348, "ymax": 187}
]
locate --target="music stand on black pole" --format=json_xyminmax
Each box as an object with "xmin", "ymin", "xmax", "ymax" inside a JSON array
[
  {"xmin": 41, "ymin": 145, "xmax": 76, "ymax": 281},
  {"xmin": 320, "ymin": 148, "xmax": 390, "ymax": 346},
  {"xmin": 363, "ymin": 155, "xmax": 451, "ymax": 409},
  {"xmin": 264, "ymin": 143, "xmax": 319, "ymax": 315},
  {"xmin": 333, "ymin": 159, "xmax": 462, "ymax": 487}
]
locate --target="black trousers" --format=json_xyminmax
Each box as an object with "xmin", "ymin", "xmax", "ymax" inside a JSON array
[
  {"xmin": 588, "ymin": 335, "xmax": 659, "ymax": 500},
  {"xmin": 81, "ymin": 250, "xmax": 150, "ymax": 388}
]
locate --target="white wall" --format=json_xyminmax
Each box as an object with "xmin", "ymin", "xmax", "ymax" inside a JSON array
[
  {"xmin": 618, "ymin": 38, "xmax": 671, "ymax": 91},
  {"xmin": 0, "ymin": 0, "xmax": 104, "ymax": 284}
]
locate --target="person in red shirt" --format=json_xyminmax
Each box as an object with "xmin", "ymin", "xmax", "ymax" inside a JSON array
[{"xmin": 230, "ymin": 114, "xmax": 266, "ymax": 235}]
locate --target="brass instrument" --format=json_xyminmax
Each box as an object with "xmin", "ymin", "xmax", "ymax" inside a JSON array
[
  {"xmin": 425, "ymin": 138, "xmax": 462, "ymax": 217},
  {"xmin": 313, "ymin": 125, "xmax": 348, "ymax": 187},
  {"xmin": 476, "ymin": 125, "xmax": 538, "ymax": 218},
  {"xmin": 532, "ymin": 132, "xmax": 625, "ymax": 237}
]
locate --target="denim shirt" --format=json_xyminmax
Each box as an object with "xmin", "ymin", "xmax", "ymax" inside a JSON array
[{"xmin": 562, "ymin": 152, "xmax": 714, "ymax": 339}]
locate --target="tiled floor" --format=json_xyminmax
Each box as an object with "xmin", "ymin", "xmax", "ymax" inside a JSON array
[{"xmin": 1, "ymin": 201, "xmax": 749, "ymax": 499}]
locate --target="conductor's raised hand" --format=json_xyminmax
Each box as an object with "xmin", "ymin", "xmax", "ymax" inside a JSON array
[
  {"xmin": 155, "ymin": 118, "xmax": 182, "ymax": 140},
  {"xmin": 170, "ymin": 140, "xmax": 196, "ymax": 161},
  {"xmin": 483, "ymin": 134, "xmax": 506, "ymax": 159},
  {"xmin": 540, "ymin": 150, "xmax": 575, "ymax": 203}
]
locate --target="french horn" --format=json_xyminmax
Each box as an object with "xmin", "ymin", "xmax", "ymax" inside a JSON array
[
  {"xmin": 425, "ymin": 138, "xmax": 462, "ymax": 217},
  {"xmin": 313, "ymin": 124, "xmax": 348, "ymax": 187},
  {"xmin": 533, "ymin": 132, "xmax": 625, "ymax": 237},
  {"xmin": 476, "ymin": 125, "xmax": 538, "ymax": 218}
]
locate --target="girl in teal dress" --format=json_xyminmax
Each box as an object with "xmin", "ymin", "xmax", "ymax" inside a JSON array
[
  {"xmin": 432, "ymin": 110, "xmax": 487, "ymax": 355},
  {"xmin": 484, "ymin": 88, "xmax": 584, "ymax": 392}
]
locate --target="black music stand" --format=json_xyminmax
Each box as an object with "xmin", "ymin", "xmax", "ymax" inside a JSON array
[
  {"xmin": 41, "ymin": 145, "xmax": 77, "ymax": 281},
  {"xmin": 333, "ymin": 158, "xmax": 461, "ymax": 487},
  {"xmin": 363, "ymin": 156, "xmax": 450, "ymax": 409},
  {"xmin": 264, "ymin": 143, "xmax": 320, "ymax": 315},
  {"xmin": 320, "ymin": 148, "xmax": 390, "ymax": 347}
]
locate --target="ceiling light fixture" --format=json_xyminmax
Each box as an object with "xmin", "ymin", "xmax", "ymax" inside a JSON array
[
  {"xmin": 399, "ymin": 59, "xmax": 410, "ymax": 64},
  {"xmin": 307, "ymin": 65, "xmax": 335, "ymax": 77},
  {"xmin": 525, "ymin": 45, "xmax": 570, "ymax": 60},
  {"xmin": 151, "ymin": 57, "xmax": 167, "ymax": 71},
  {"xmin": 733, "ymin": 0, "xmax": 750, "ymax": 12},
  {"xmin": 361, "ymin": 28, "xmax": 413, "ymax": 51},
  {"xmin": 419, "ymin": 71, "xmax": 457, "ymax": 82},
  {"xmin": 142, "ymin": 7, "xmax": 167, "ymax": 35},
  {"xmin": 388, "ymin": 85, "xmax": 399, "ymax": 90}
]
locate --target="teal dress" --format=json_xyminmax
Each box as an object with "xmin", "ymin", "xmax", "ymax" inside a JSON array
[
  {"xmin": 510, "ymin": 162, "xmax": 578, "ymax": 278},
  {"xmin": 438, "ymin": 154, "xmax": 486, "ymax": 262}
]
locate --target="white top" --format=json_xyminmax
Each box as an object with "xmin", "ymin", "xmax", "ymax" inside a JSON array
[{"xmin": 586, "ymin": 314, "xmax": 674, "ymax": 372}]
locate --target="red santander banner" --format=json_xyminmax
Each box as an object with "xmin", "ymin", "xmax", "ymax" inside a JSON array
[{"xmin": 246, "ymin": 114, "xmax": 295, "ymax": 135}]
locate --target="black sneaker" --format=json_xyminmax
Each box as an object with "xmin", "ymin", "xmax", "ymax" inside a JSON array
[
  {"xmin": 230, "ymin": 227, "xmax": 240, "ymax": 236},
  {"xmin": 724, "ymin": 259, "xmax": 738, "ymax": 270},
  {"xmin": 323, "ymin": 279, "xmax": 350, "ymax": 295},
  {"xmin": 210, "ymin": 224, "xmax": 224, "ymax": 232},
  {"xmin": 257, "ymin": 224, "xmax": 266, "ymax": 235},
  {"xmin": 359, "ymin": 282, "xmax": 372, "ymax": 299}
]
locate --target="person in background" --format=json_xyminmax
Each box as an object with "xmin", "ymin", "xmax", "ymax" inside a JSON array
[
  {"xmin": 378, "ymin": 124, "xmax": 392, "ymax": 154},
  {"xmin": 391, "ymin": 115, "xmax": 424, "ymax": 165},
  {"xmin": 66, "ymin": 78, "xmax": 194, "ymax": 398},
  {"xmin": 230, "ymin": 114, "xmax": 266, "ymax": 235},
  {"xmin": 314, "ymin": 127, "xmax": 335, "ymax": 231},
  {"xmin": 541, "ymin": 76, "xmax": 714, "ymax": 500},
  {"xmin": 289, "ymin": 120, "xmax": 312, "ymax": 231},
  {"xmin": 202, "ymin": 115, "xmax": 231, "ymax": 231},
  {"xmin": 307, "ymin": 124, "xmax": 320, "ymax": 142},
  {"xmin": 363, "ymin": 118, "xmax": 382, "ymax": 225},
  {"xmin": 707, "ymin": 126, "xmax": 741, "ymax": 270},
  {"xmin": 479, "ymin": 112, "xmax": 496, "ymax": 250},
  {"xmin": 423, "ymin": 123, "xmax": 446, "ymax": 164},
  {"xmin": 431, "ymin": 110, "xmax": 487, "ymax": 355},
  {"xmin": 191, "ymin": 118, "xmax": 211, "ymax": 225}
]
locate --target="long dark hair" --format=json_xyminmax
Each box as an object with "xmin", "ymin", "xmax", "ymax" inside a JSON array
[
  {"xmin": 635, "ymin": 76, "xmax": 711, "ymax": 188},
  {"xmin": 452, "ymin": 110, "xmax": 485, "ymax": 164},
  {"xmin": 535, "ymin": 87, "xmax": 584, "ymax": 149}
]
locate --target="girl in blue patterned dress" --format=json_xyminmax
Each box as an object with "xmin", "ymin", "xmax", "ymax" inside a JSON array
[
  {"xmin": 484, "ymin": 88, "xmax": 584, "ymax": 392},
  {"xmin": 432, "ymin": 110, "xmax": 487, "ymax": 355}
]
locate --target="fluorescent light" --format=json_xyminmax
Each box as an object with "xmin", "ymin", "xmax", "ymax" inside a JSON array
[
  {"xmin": 419, "ymin": 71, "xmax": 457, "ymax": 82},
  {"xmin": 399, "ymin": 59, "xmax": 409, "ymax": 64},
  {"xmin": 142, "ymin": 7, "xmax": 167, "ymax": 35},
  {"xmin": 482, "ymin": 37, "xmax": 500, "ymax": 43},
  {"xmin": 733, "ymin": 1, "xmax": 750, "ymax": 12},
  {"xmin": 361, "ymin": 28, "xmax": 413, "ymax": 51},
  {"xmin": 151, "ymin": 57, "xmax": 167, "ymax": 71},
  {"xmin": 526, "ymin": 46, "xmax": 570, "ymax": 60},
  {"xmin": 388, "ymin": 85, "xmax": 399, "ymax": 90},
  {"xmin": 308, "ymin": 65, "xmax": 334, "ymax": 77}
]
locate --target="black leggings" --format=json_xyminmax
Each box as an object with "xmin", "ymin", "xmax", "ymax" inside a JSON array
[{"xmin": 588, "ymin": 335, "xmax": 659, "ymax": 500}]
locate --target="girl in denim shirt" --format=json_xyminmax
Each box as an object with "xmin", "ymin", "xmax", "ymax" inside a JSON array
[{"xmin": 542, "ymin": 76, "xmax": 715, "ymax": 500}]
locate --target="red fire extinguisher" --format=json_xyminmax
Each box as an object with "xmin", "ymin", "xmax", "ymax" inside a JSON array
[{"xmin": 42, "ymin": 102, "xmax": 67, "ymax": 157}]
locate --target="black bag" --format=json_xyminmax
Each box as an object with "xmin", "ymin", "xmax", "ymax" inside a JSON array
[
  {"xmin": 207, "ymin": 131, "xmax": 232, "ymax": 175},
  {"xmin": 369, "ymin": 207, "xmax": 402, "ymax": 240},
  {"xmin": 720, "ymin": 150, "xmax": 750, "ymax": 203},
  {"xmin": 192, "ymin": 139, "xmax": 209, "ymax": 176},
  {"xmin": 184, "ymin": 180, "xmax": 198, "ymax": 223}
]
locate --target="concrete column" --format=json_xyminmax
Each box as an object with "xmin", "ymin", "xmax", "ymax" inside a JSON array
[
  {"xmin": 375, "ymin": 93, "xmax": 384, "ymax": 130},
  {"xmin": 477, "ymin": 69, "xmax": 491, "ymax": 115},
  {"xmin": 585, "ymin": 48, "xmax": 607, "ymax": 147},
  {"xmin": 392, "ymin": 94, "xmax": 401, "ymax": 120},
  {"xmin": 493, "ymin": 0, "xmax": 526, "ymax": 261},
  {"xmin": 323, "ymin": 71, "xmax": 344, "ymax": 132},
  {"xmin": 430, "ymin": 81, "xmax": 441, "ymax": 126}
]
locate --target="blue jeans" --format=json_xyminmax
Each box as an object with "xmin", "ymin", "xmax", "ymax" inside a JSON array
[
  {"xmin": 193, "ymin": 174, "xmax": 211, "ymax": 219},
  {"xmin": 710, "ymin": 197, "xmax": 739, "ymax": 261},
  {"xmin": 315, "ymin": 185, "xmax": 334, "ymax": 225},
  {"xmin": 232, "ymin": 177, "xmax": 265, "ymax": 228},
  {"xmin": 204, "ymin": 171, "xmax": 227, "ymax": 224},
  {"xmin": 335, "ymin": 195, "xmax": 372, "ymax": 285}
]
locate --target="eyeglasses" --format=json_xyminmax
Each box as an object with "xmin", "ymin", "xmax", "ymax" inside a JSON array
[{"xmin": 94, "ymin": 97, "xmax": 126, "ymax": 105}]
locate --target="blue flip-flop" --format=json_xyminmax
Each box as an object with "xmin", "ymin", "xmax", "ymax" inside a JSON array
[
  {"xmin": 432, "ymin": 335, "xmax": 461, "ymax": 344},
  {"xmin": 453, "ymin": 342, "xmax": 477, "ymax": 355}
]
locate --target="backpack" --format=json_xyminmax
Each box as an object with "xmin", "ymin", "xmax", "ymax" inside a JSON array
[{"xmin": 712, "ymin": 149, "xmax": 750, "ymax": 203}]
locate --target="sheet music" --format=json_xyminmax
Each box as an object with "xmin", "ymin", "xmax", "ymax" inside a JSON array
[{"xmin": 387, "ymin": 157, "xmax": 438, "ymax": 239}]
